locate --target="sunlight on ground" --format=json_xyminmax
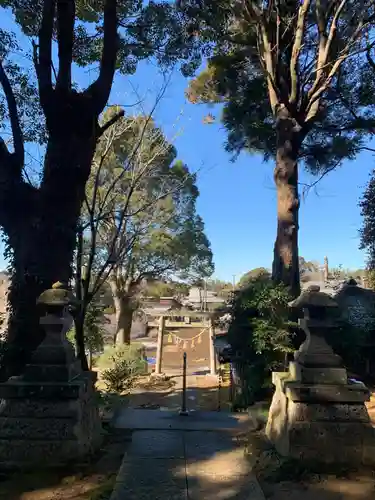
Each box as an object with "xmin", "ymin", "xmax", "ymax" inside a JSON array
[
  {"xmin": 314, "ymin": 476, "xmax": 375, "ymax": 497},
  {"xmin": 187, "ymin": 449, "xmax": 249, "ymax": 478},
  {"xmin": 117, "ymin": 448, "xmax": 251, "ymax": 500}
]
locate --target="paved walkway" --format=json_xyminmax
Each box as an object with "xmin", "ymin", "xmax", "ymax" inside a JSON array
[{"xmin": 110, "ymin": 409, "xmax": 265, "ymax": 500}]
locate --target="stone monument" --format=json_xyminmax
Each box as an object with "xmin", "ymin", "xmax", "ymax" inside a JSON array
[
  {"xmin": 266, "ymin": 285, "xmax": 375, "ymax": 465},
  {"xmin": 0, "ymin": 282, "xmax": 102, "ymax": 467},
  {"xmin": 335, "ymin": 278, "xmax": 375, "ymax": 333}
]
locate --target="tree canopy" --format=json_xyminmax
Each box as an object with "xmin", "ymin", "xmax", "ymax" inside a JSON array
[
  {"xmin": 360, "ymin": 169, "xmax": 375, "ymax": 270},
  {"xmin": 0, "ymin": 0, "xmax": 203, "ymax": 378},
  {"xmin": 181, "ymin": 0, "xmax": 375, "ymax": 167},
  {"xmin": 82, "ymin": 108, "xmax": 214, "ymax": 288},
  {"xmin": 176, "ymin": 0, "xmax": 375, "ymax": 295},
  {"xmin": 79, "ymin": 107, "xmax": 214, "ymax": 343},
  {"xmin": 238, "ymin": 268, "xmax": 271, "ymax": 288}
]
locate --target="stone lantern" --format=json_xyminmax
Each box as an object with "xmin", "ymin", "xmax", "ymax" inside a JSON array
[
  {"xmin": 266, "ymin": 285, "xmax": 375, "ymax": 465},
  {"xmin": 0, "ymin": 282, "xmax": 102, "ymax": 467},
  {"xmin": 288, "ymin": 284, "xmax": 346, "ymax": 384}
]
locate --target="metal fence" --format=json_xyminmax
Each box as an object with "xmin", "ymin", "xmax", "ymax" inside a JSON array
[{"xmin": 223, "ymin": 355, "xmax": 275, "ymax": 410}]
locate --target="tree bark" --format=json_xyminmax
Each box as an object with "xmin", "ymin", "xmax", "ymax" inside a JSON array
[
  {"xmin": 272, "ymin": 107, "xmax": 301, "ymax": 298},
  {"xmin": 114, "ymin": 295, "xmax": 134, "ymax": 345},
  {"xmin": 0, "ymin": 124, "xmax": 97, "ymax": 381},
  {"xmin": 73, "ymin": 311, "xmax": 90, "ymax": 372},
  {"xmin": 0, "ymin": 0, "xmax": 119, "ymax": 381}
]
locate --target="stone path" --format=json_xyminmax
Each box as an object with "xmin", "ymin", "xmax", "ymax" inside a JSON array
[{"xmin": 110, "ymin": 409, "xmax": 265, "ymax": 500}]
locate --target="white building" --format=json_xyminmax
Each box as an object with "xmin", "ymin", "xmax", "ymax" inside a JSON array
[{"xmin": 185, "ymin": 286, "xmax": 225, "ymax": 311}]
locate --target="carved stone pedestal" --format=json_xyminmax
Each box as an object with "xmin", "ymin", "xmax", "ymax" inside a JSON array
[
  {"xmin": 0, "ymin": 284, "xmax": 102, "ymax": 467},
  {"xmin": 266, "ymin": 286, "xmax": 375, "ymax": 465},
  {"xmin": 266, "ymin": 371, "xmax": 375, "ymax": 464}
]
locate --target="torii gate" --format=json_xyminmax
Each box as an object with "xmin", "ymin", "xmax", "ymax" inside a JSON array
[{"xmin": 152, "ymin": 310, "xmax": 217, "ymax": 376}]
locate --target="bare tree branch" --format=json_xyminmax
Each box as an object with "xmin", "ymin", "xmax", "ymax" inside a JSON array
[
  {"xmin": 306, "ymin": 1, "xmax": 375, "ymax": 121},
  {"xmin": 0, "ymin": 60, "xmax": 24, "ymax": 170},
  {"xmin": 85, "ymin": 0, "xmax": 118, "ymax": 114},
  {"xmin": 290, "ymin": 0, "xmax": 311, "ymax": 104},
  {"xmin": 98, "ymin": 108, "xmax": 125, "ymax": 137},
  {"xmin": 56, "ymin": 0, "xmax": 75, "ymax": 90},
  {"xmin": 300, "ymin": 158, "xmax": 342, "ymax": 200},
  {"xmin": 259, "ymin": 21, "xmax": 279, "ymax": 112},
  {"xmin": 36, "ymin": 0, "xmax": 55, "ymax": 110}
]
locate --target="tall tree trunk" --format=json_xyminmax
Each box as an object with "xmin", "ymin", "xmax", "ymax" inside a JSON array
[
  {"xmin": 73, "ymin": 226, "xmax": 89, "ymax": 371},
  {"xmin": 114, "ymin": 295, "xmax": 134, "ymax": 345},
  {"xmin": 0, "ymin": 130, "xmax": 96, "ymax": 381},
  {"xmin": 109, "ymin": 276, "xmax": 134, "ymax": 345},
  {"xmin": 272, "ymin": 107, "xmax": 301, "ymax": 298},
  {"xmin": 0, "ymin": 0, "xmax": 119, "ymax": 381},
  {"xmin": 74, "ymin": 311, "xmax": 90, "ymax": 372}
]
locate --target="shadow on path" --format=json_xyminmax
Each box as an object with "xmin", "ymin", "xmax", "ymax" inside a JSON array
[{"xmin": 110, "ymin": 419, "xmax": 265, "ymax": 500}]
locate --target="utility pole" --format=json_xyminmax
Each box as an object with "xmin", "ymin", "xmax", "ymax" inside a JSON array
[
  {"xmin": 203, "ymin": 279, "xmax": 207, "ymax": 312},
  {"xmin": 232, "ymin": 275, "xmax": 236, "ymax": 292}
]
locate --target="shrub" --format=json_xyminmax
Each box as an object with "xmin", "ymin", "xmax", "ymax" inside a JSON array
[
  {"xmin": 227, "ymin": 275, "xmax": 297, "ymax": 406},
  {"xmin": 328, "ymin": 316, "xmax": 373, "ymax": 379},
  {"xmin": 100, "ymin": 344, "xmax": 147, "ymax": 393},
  {"xmin": 103, "ymin": 306, "xmax": 115, "ymax": 314},
  {"xmin": 67, "ymin": 300, "xmax": 106, "ymax": 367}
]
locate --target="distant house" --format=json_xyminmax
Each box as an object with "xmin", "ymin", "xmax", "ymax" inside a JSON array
[
  {"xmin": 301, "ymin": 279, "xmax": 341, "ymax": 296},
  {"xmin": 185, "ymin": 287, "xmax": 225, "ymax": 312},
  {"xmin": 141, "ymin": 296, "xmax": 183, "ymax": 316}
]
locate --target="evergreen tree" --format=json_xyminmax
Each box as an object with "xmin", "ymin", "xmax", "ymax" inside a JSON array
[
  {"xmin": 360, "ymin": 169, "xmax": 375, "ymax": 269},
  {"xmin": 0, "ymin": 0, "xmax": 194, "ymax": 379},
  {"xmin": 178, "ymin": 0, "xmax": 375, "ymax": 296}
]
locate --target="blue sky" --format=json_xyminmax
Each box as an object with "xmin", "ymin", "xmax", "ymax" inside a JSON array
[{"xmin": 0, "ymin": 9, "xmax": 374, "ymax": 282}]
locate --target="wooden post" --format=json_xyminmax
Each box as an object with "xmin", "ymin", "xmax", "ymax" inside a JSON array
[
  {"xmin": 155, "ymin": 315, "xmax": 165, "ymax": 375},
  {"xmin": 209, "ymin": 318, "xmax": 216, "ymax": 376}
]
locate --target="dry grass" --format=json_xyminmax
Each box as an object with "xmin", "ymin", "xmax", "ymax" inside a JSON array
[{"xmin": 134, "ymin": 375, "xmax": 176, "ymax": 392}]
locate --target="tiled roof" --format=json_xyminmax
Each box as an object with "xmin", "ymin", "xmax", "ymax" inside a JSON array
[{"xmin": 301, "ymin": 280, "xmax": 343, "ymax": 296}]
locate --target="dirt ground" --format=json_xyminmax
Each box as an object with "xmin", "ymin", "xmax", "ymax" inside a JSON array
[
  {"xmin": 0, "ymin": 427, "xmax": 132, "ymax": 500},
  {"xmin": 249, "ymin": 391, "xmax": 375, "ymax": 500},
  {"xmin": 128, "ymin": 372, "xmax": 232, "ymax": 411},
  {"xmin": 263, "ymin": 475, "xmax": 375, "ymax": 500}
]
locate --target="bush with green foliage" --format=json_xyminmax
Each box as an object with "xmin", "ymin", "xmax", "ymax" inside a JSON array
[
  {"xmin": 68, "ymin": 300, "xmax": 106, "ymax": 368},
  {"xmin": 103, "ymin": 306, "xmax": 115, "ymax": 315},
  {"xmin": 327, "ymin": 312, "xmax": 375, "ymax": 380},
  {"xmin": 100, "ymin": 345, "xmax": 147, "ymax": 393},
  {"xmin": 227, "ymin": 276, "xmax": 297, "ymax": 406},
  {"xmin": 227, "ymin": 275, "xmax": 375, "ymax": 406}
]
